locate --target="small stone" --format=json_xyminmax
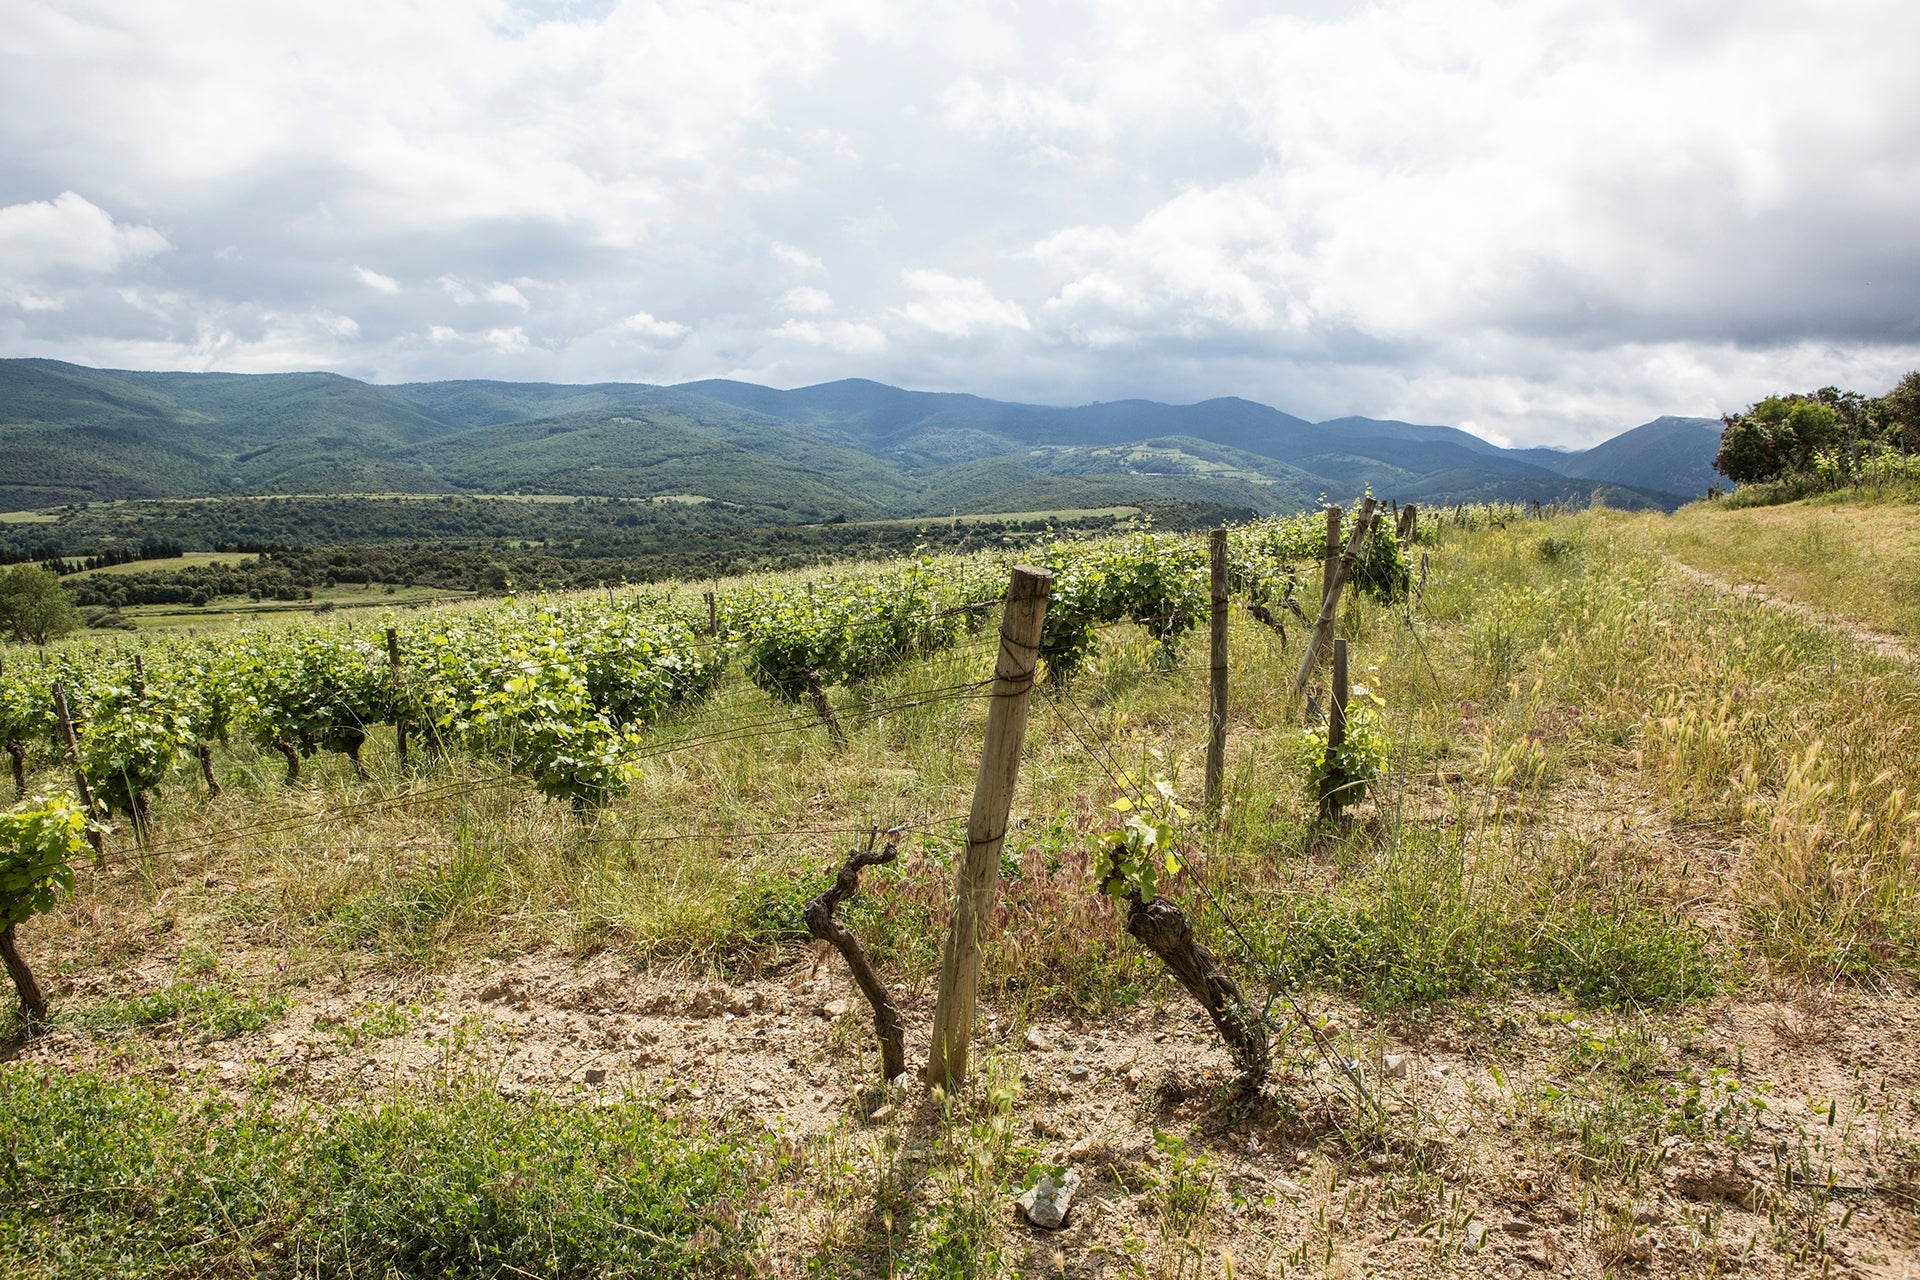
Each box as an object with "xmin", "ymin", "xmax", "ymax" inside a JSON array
[
  {"xmin": 1018, "ymin": 1169, "xmax": 1082, "ymax": 1230},
  {"xmin": 1066, "ymin": 1063, "xmax": 1090, "ymax": 1082},
  {"xmin": 1024, "ymin": 1027, "xmax": 1052, "ymax": 1051},
  {"xmin": 869, "ymin": 1103, "xmax": 896, "ymax": 1123},
  {"xmin": 820, "ymin": 999, "xmax": 850, "ymax": 1019},
  {"xmin": 1383, "ymin": 1054, "xmax": 1409, "ymax": 1079},
  {"xmin": 889, "ymin": 1071, "xmax": 912, "ymax": 1092},
  {"xmin": 584, "ymin": 1068, "xmax": 607, "ymax": 1085},
  {"xmin": 1630, "ymin": 1201, "xmax": 1659, "ymax": 1225},
  {"xmin": 1501, "ymin": 1216, "xmax": 1533, "ymax": 1236},
  {"xmin": 1464, "ymin": 1220, "xmax": 1486, "ymax": 1254}
]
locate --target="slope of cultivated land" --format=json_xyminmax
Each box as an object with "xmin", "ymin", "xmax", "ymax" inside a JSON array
[{"xmin": 3, "ymin": 510, "xmax": 1919, "ymax": 1278}]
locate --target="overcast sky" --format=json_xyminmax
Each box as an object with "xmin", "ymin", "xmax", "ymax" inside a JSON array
[{"xmin": 2, "ymin": 1, "xmax": 1917, "ymax": 447}]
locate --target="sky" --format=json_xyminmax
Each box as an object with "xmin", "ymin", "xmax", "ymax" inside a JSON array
[{"xmin": 2, "ymin": 1, "xmax": 1917, "ymax": 449}]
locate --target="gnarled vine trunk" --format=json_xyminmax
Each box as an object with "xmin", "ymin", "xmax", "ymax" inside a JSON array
[
  {"xmin": 1126, "ymin": 894, "xmax": 1268, "ymax": 1090},
  {"xmin": 804, "ymin": 840, "xmax": 904, "ymax": 1081},
  {"xmin": 1, "ymin": 924, "xmax": 47, "ymax": 1025}
]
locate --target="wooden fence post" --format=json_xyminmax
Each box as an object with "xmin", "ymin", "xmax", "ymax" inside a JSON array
[
  {"xmin": 1205, "ymin": 529, "xmax": 1229, "ymax": 820},
  {"xmin": 927, "ymin": 564, "xmax": 1051, "ymax": 1090},
  {"xmin": 1319, "ymin": 637, "xmax": 1349, "ymax": 818},
  {"xmin": 1322, "ymin": 505, "xmax": 1342, "ymax": 609},
  {"xmin": 704, "ymin": 591, "xmax": 717, "ymax": 636},
  {"xmin": 1293, "ymin": 497, "xmax": 1378, "ymax": 696},
  {"xmin": 51, "ymin": 682, "xmax": 105, "ymax": 864},
  {"xmin": 386, "ymin": 627, "xmax": 408, "ymax": 770}
]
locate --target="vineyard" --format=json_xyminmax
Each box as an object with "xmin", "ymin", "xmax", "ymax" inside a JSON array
[
  {"xmin": 0, "ymin": 509, "xmax": 1409, "ymax": 823},
  {"xmin": 4, "ymin": 498, "xmax": 1918, "ymax": 1279}
]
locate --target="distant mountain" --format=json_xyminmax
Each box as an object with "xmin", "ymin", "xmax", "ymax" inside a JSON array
[{"xmin": 0, "ymin": 358, "xmax": 1723, "ymax": 516}]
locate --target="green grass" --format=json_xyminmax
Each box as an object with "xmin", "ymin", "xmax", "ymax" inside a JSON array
[
  {"xmin": 69, "ymin": 981, "xmax": 288, "ymax": 1036},
  {"xmin": 0, "ymin": 1068, "xmax": 768, "ymax": 1279}
]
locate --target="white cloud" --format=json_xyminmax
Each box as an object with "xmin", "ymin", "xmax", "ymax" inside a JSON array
[
  {"xmin": 894, "ymin": 269, "xmax": 1029, "ymax": 338},
  {"xmin": 354, "ymin": 265, "xmax": 400, "ymax": 294},
  {"xmin": 620, "ymin": 310, "xmax": 690, "ymax": 340},
  {"xmin": 770, "ymin": 241, "xmax": 827, "ymax": 274},
  {"xmin": 779, "ymin": 286, "xmax": 833, "ymax": 314},
  {"xmin": 486, "ymin": 326, "xmax": 529, "ymax": 353},
  {"xmin": 485, "ymin": 281, "xmax": 529, "ymax": 309},
  {"xmin": 0, "ymin": 191, "xmax": 167, "ymax": 281},
  {"xmin": 770, "ymin": 317, "xmax": 887, "ymax": 354}
]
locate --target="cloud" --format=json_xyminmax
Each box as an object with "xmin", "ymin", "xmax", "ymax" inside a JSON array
[
  {"xmin": 894, "ymin": 269, "xmax": 1029, "ymax": 338},
  {"xmin": 769, "ymin": 317, "xmax": 887, "ymax": 354},
  {"xmin": 1, "ymin": 1, "xmax": 1918, "ymax": 445},
  {"xmin": 770, "ymin": 241, "xmax": 827, "ymax": 274},
  {"xmin": 620, "ymin": 310, "xmax": 690, "ymax": 341},
  {"xmin": 779, "ymin": 286, "xmax": 833, "ymax": 314},
  {"xmin": 354, "ymin": 265, "xmax": 400, "ymax": 294},
  {"xmin": 0, "ymin": 192, "xmax": 167, "ymax": 281},
  {"xmin": 485, "ymin": 282, "xmax": 529, "ymax": 309}
]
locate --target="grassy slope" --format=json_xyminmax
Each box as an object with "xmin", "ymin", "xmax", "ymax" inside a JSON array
[
  {"xmin": 1650, "ymin": 489, "xmax": 1920, "ymax": 640},
  {"xmin": 4, "ymin": 503, "xmax": 1918, "ymax": 1276}
]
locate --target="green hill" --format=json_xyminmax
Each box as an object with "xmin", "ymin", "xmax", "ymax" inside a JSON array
[{"xmin": 0, "ymin": 359, "xmax": 1719, "ymax": 516}]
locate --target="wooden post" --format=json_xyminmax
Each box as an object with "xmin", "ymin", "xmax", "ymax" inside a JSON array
[
  {"xmin": 130, "ymin": 654, "xmax": 145, "ymax": 697},
  {"xmin": 51, "ymin": 682, "xmax": 104, "ymax": 863},
  {"xmin": 386, "ymin": 627, "xmax": 408, "ymax": 770},
  {"xmin": 927, "ymin": 564, "xmax": 1051, "ymax": 1090},
  {"xmin": 1397, "ymin": 503, "xmax": 1418, "ymax": 544},
  {"xmin": 1205, "ymin": 529, "xmax": 1228, "ymax": 820},
  {"xmin": 1321, "ymin": 505, "xmax": 1342, "ymax": 609},
  {"xmin": 1319, "ymin": 638, "xmax": 1349, "ymax": 818},
  {"xmin": 1292, "ymin": 497, "xmax": 1377, "ymax": 696},
  {"xmin": 704, "ymin": 590, "xmax": 717, "ymax": 636}
]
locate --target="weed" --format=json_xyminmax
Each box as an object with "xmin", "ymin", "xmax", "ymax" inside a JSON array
[{"xmin": 0, "ymin": 1066, "xmax": 767, "ymax": 1279}]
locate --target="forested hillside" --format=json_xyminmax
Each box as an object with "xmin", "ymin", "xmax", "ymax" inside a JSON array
[{"xmin": 1, "ymin": 359, "xmax": 1717, "ymax": 515}]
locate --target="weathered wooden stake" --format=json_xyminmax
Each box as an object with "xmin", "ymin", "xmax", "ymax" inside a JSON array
[
  {"xmin": 927, "ymin": 564, "xmax": 1051, "ymax": 1090},
  {"xmin": 1397, "ymin": 503, "xmax": 1418, "ymax": 544},
  {"xmin": 1205, "ymin": 529, "xmax": 1229, "ymax": 820},
  {"xmin": 1321, "ymin": 505, "xmax": 1342, "ymax": 608},
  {"xmin": 1292, "ymin": 497, "xmax": 1378, "ymax": 696},
  {"xmin": 704, "ymin": 590, "xmax": 717, "ymax": 635},
  {"xmin": 386, "ymin": 627, "xmax": 408, "ymax": 770},
  {"xmin": 50, "ymin": 682, "xmax": 104, "ymax": 864},
  {"xmin": 1319, "ymin": 637, "xmax": 1349, "ymax": 818}
]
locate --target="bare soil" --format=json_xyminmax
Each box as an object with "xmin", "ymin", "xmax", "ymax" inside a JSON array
[{"xmin": 11, "ymin": 937, "xmax": 1919, "ymax": 1278}]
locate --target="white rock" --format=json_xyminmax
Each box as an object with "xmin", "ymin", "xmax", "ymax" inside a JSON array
[
  {"xmin": 1018, "ymin": 1169, "xmax": 1082, "ymax": 1230},
  {"xmin": 1383, "ymin": 1054, "xmax": 1410, "ymax": 1079}
]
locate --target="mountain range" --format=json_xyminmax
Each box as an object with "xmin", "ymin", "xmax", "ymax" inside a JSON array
[{"xmin": 0, "ymin": 358, "xmax": 1723, "ymax": 518}]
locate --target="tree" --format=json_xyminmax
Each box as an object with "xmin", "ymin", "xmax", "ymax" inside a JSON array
[
  {"xmin": 1714, "ymin": 414, "xmax": 1779, "ymax": 483},
  {"xmin": 1884, "ymin": 370, "xmax": 1920, "ymax": 453},
  {"xmin": 0, "ymin": 565, "xmax": 79, "ymax": 646}
]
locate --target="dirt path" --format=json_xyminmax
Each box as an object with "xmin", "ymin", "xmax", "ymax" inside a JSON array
[{"xmin": 1664, "ymin": 555, "xmax": 1918, "ymax": 664}]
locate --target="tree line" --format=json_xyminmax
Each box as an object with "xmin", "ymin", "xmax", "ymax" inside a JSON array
[{"xmin": 1714, "ymin": 371, "xmax": 1920, "ymax": 486}]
